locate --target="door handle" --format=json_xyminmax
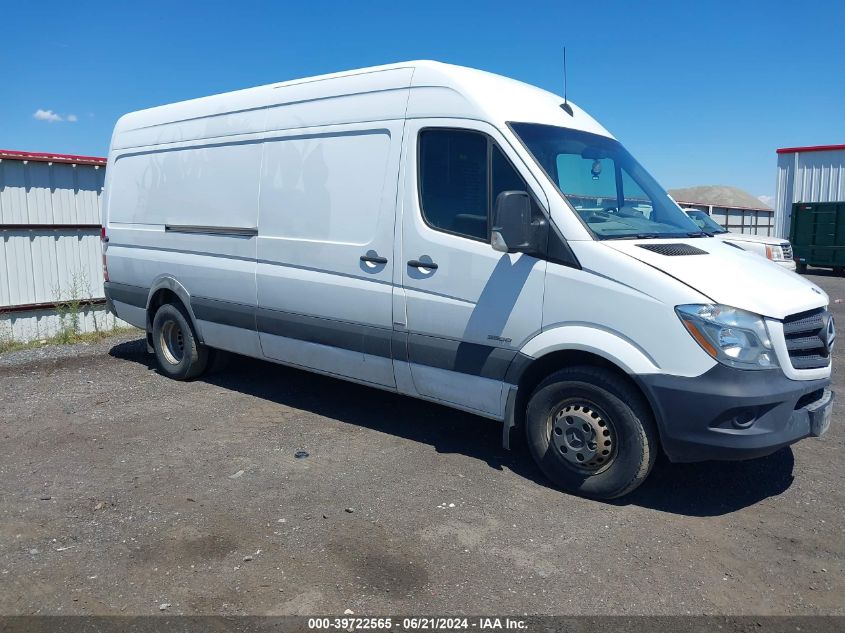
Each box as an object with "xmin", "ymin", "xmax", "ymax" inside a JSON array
[
  {"xmin": 407, "ymin": 259, "xmax": 438, "ymax": 270},
  {"xmin": 360, "ymin": 254, "xmax": 388, "ymax": 264}
]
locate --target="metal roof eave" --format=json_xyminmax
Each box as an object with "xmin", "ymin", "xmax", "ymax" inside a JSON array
[{"xmin": 0, "ymin": 149, "xmax": 107, "ymax": 166}]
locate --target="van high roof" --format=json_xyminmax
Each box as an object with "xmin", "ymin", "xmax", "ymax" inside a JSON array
[{"xmin": 111, "ymin": 60, "xmax": 612, "ymax": 150}]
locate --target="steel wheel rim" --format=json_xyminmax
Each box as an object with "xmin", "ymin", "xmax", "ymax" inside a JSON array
[
  {"xmin": 550, "ymin": 401, "xmax": 617, "ymax": 472},
  {"xmin": 160, "ymin": 320, "xmax": 185, "ymax": 365}
]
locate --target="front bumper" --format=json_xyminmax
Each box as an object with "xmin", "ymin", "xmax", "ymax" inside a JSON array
[
  {"xmin": 638, "ymin": 365, "xmax": 832, "ymax": 462},
  {"xmin": 776, "ymin": 259, "xmax": 797, "ymax": 271}
]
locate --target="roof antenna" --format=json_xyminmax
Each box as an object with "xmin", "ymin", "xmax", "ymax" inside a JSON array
[{"xmin": 560, "ymin": 47, "xmax": 574, "ymax": 116}]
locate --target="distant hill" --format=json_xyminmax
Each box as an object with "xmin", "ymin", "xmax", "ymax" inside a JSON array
[{"xmin": 668, "ymin": 186, "xmax": 772, "ymax": 210}]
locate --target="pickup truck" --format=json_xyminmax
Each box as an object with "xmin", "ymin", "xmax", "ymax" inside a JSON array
[{"xmin": 684, "ymin": 209, "xmax": 796, "ymax": 271}]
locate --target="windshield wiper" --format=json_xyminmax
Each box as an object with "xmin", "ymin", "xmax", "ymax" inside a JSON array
[
  {"xmin": 605, "ymin": 233, "xmax": 661, "ymax": 240},
  {"xmin": 687, "ymin": 231, "xmax": 713, "ymax": 238}
]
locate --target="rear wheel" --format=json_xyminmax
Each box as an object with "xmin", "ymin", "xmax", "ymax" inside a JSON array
[
  {"xmin": 151, "ymin": 303, "xmax": 209, "ymax": 380},
  {"xmin": 525, "ymin": 366, "xmax": 658, "ymax": 499}
]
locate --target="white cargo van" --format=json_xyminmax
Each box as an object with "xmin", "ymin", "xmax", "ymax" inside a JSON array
[{"xmin": 103, "ymin": 61, "xmax": 834, "ymax": 499}]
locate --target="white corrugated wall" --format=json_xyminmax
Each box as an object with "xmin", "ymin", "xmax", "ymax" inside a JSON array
[
  {"xmin": 0, "ymin": 155, "xmax": 128, "ymax": 343},
  {"xmin": 775, "ymin": 149, "xmax": 845, "ymax": 238}
]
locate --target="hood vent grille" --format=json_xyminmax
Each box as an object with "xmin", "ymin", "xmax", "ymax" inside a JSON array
[{"xmin": 637, "ymin": 243, "xmax": 708, "ymax": 256}]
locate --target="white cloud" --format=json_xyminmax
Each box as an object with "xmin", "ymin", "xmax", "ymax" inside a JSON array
[
  {"xmin": 32, "ymin": 109, "xmax": 78, "ymax": 123},
  {"xmin": 757, "ymin": 194, "xmax": 775, "ymax": 208},
  {"xmin": 33, "ymin": 109, "xmax": 63, "ymax": 122}
]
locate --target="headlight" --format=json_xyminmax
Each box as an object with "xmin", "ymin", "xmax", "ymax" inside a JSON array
[
  {"xmin": 676, "ymin": 304, "xmax": 778, "ymax": 370},
  {"xmin": 765, "ymin": 245, "xmax": 784, "ymax": 260}
]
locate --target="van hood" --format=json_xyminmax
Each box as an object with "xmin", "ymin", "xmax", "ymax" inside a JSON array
[{"xmin": 604, "ymin": 238, "xmax": 827, "ymax": 320}]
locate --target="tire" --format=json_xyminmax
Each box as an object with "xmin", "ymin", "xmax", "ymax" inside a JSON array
[
  {"xmin": 834, "ymin": 267, "xmax": 844, "ymax": 276},
  {"xmin": 151, "ymin": 302, "xmax": 209, "ymax": 380},
  {"xmin": 525, "ymin": 366, "xmax": 658, "ymax": 500},
  {"xmin": 796, "ymin": 263, "xmax": 807, "ymax": 274}
]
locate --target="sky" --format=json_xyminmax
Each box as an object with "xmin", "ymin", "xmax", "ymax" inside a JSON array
[{"xmin": 2, "ymin": 1, "xmax": 843, "ymax": 204}]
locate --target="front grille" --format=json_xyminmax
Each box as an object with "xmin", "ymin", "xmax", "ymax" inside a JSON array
[
  {"xmin": 781, "ymin": 243, "xmax": 793, "ymax": 260},
  {"xmin": 637, "ymin": 243, "xmax": 708, "ymax": 256},
  {"xmin": 782, "ymin": 307, "xmax": 831, "ymax": 370}
]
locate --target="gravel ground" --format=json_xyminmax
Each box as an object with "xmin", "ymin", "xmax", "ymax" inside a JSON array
[{"xmin": 0, "ymin": 271, "xmax": 843, "ymax": 616}]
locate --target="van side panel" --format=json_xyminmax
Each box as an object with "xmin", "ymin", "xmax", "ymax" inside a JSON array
[
  {"xmin": 539, "ymin": 242, "xmax": 716, "ymax": 378},
  {"xmin": 256, "ymin": 122, "xmax": 404, "ymax": 388},
  {"xmin": 105, "ymin": 69, "xmax": 415, "ymax": 368},
  {"xmin": 105, "ymin": 139, "xmax": 261, "ymax": 355},
  {"xmin": 108, "ymin": 142, "xmax": 262, "ymax": 228}
]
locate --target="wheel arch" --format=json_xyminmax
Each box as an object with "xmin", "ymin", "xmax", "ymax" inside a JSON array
[
  {"xmin": 503, "ymin": 328, "xmax": 662, "ymax": 449},
  {"xmin": 145, "ymin": 276, "xmax": 203, "ymax": 344}
]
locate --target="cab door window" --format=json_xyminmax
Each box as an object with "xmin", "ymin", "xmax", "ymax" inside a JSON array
[
  {"xmin": 418, "ymin": 129, "xmax": 488, "ymax": 240},
  {"xmin": 418, "ymin": 129, "xmax": 534, "ymax": 242}
]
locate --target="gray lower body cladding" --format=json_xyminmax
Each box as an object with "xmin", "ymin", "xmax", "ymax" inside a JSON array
[
  {"xmin": 103, "ymin": 281, "xmax": 146, "ymax": 314},
  {"xmin": 103, "ymin": 282, "xmax": 516, "ymax": 382}
]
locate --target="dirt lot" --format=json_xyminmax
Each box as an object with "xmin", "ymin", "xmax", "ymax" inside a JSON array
[{"xmin": 1, "ymin": 270, "xmax": 843, "ymax": 616}]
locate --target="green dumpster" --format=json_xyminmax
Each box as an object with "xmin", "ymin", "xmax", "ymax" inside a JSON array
[{"xmin": 790, "ymin": 201, "xmax": 845, "ymax": 274}]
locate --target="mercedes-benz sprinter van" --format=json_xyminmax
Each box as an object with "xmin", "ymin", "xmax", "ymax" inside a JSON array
[{"xmin": 103, "ymin": 61, "xmax": 834, "ymax": 499}]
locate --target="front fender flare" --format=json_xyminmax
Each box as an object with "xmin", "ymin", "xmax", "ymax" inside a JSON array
[
  {"xmin": 500, "ymin": 325, "xmax": 661, "ymax": 450},
  {"xmin": 517, "ymin": 325, "xmax": 661, "ymax": 376}
]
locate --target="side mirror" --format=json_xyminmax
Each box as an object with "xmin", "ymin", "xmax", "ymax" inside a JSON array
[{"xmin": 492, "ymin": 190, "xmax": 532, "ymax": 253}]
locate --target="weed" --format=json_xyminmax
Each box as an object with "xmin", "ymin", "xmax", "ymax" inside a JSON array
[
  {"xmin": 53, "ymin": 274, "xmax": 90, "ymax": 343},
  {"xmin": 0, "ymin": 273, "xmax": 137, "ymax": 354}
]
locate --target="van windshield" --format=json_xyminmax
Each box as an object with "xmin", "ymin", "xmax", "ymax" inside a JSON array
[{"xmin": 510, "ymin": 122, "xmax": 702, "ymax": 240}]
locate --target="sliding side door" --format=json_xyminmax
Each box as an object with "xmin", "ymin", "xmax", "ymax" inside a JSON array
[{"xmin": 256, "ymin": 121, "xmax": 403, "ymax": 388}]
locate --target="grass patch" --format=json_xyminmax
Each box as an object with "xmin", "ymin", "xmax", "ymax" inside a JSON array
[{"xmin": 0, "ymin": 326, "xmax": 140, "ymax": 355}]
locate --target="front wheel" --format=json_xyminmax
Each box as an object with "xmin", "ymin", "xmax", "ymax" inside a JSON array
[
  {"xmin": 151, "ymin": 302, "xmax": 209, "ymax": 380},
  {"xmin": 525, "ymin": 366, "xmax": 658, "ymax": 499}
]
